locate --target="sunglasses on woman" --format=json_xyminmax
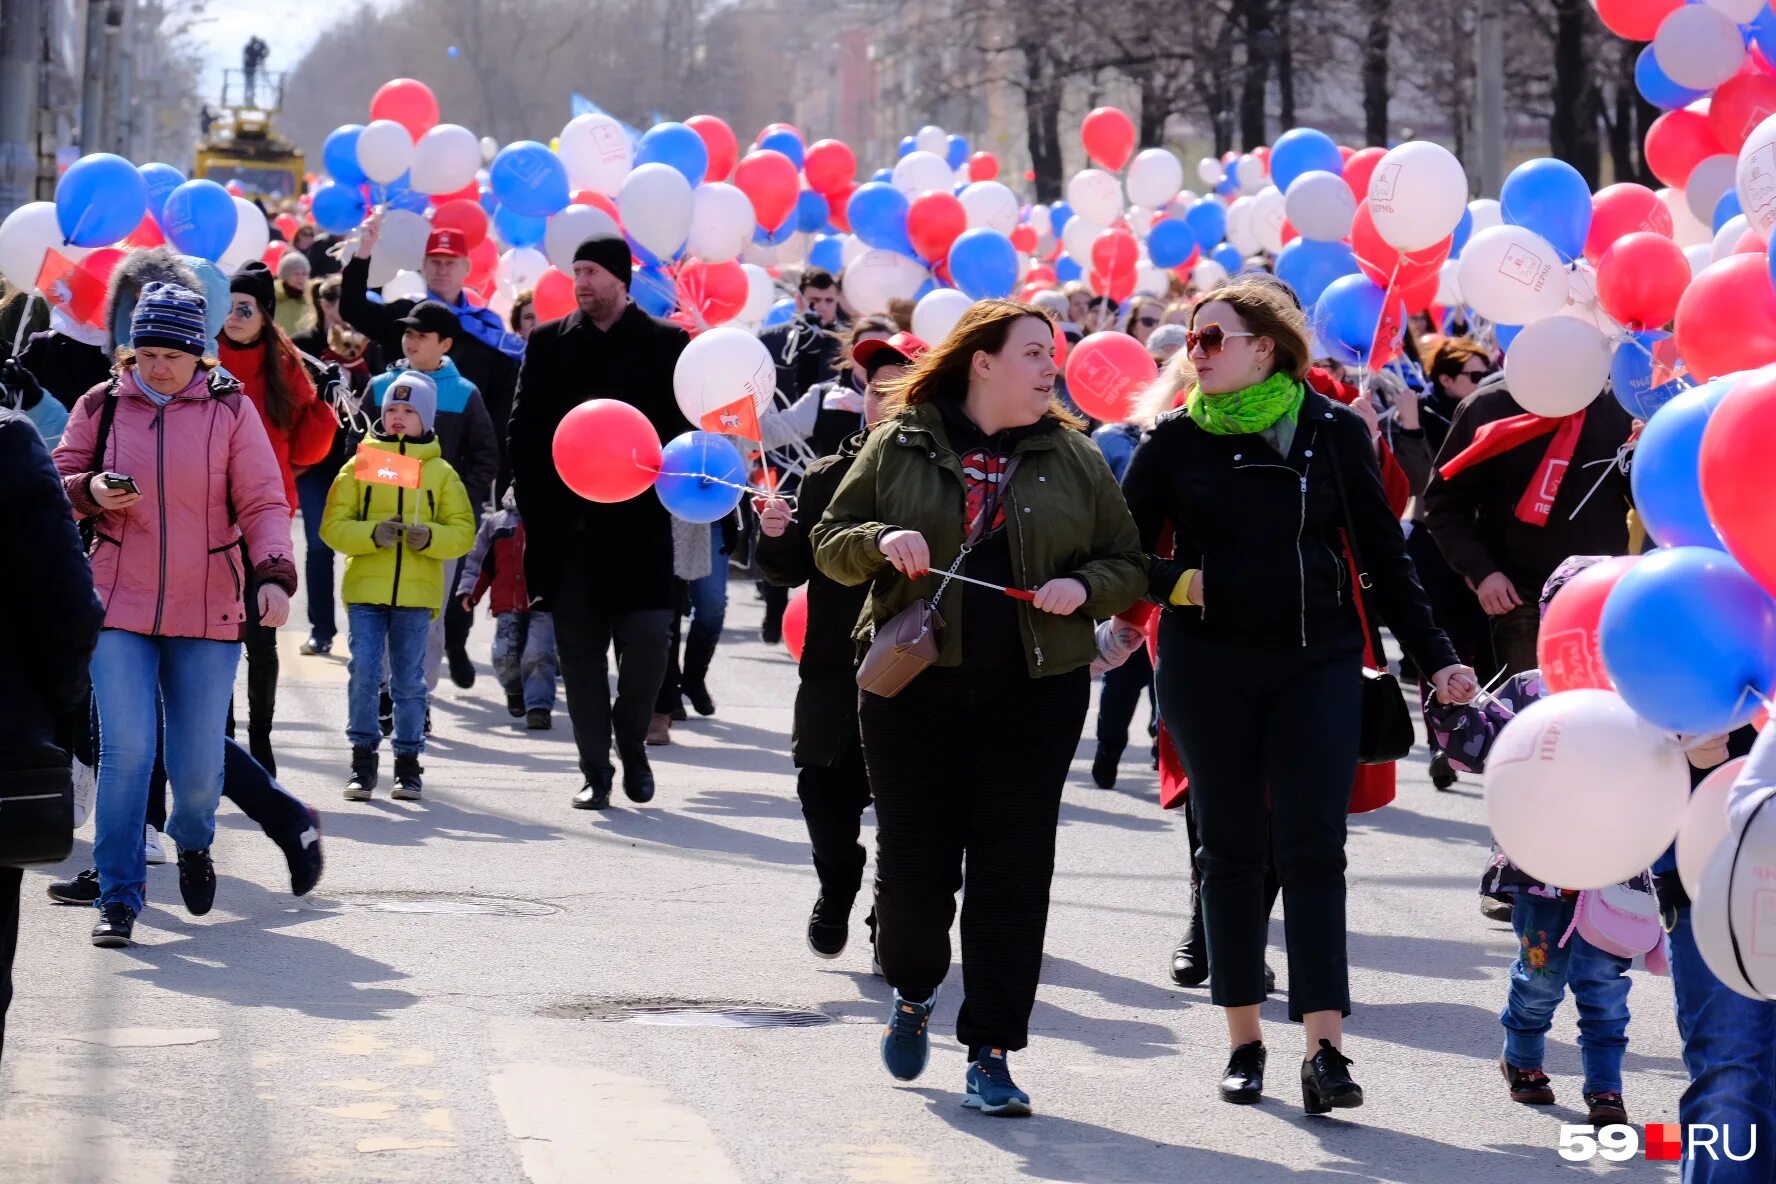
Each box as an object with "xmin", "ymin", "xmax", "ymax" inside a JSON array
[
  {"xmin": 227, "ymin": 300, "xmax": 258, "ymax": 321},
  {"xmin": 1134, "ymin": 315, "xmax": 1160, "ymax": 329},
  {"xmin": 1457, "ymin": 366, "xmax": 1492, "ymax": 382},
  {"xmin": 1186, "ymin": 325, "xmax": 1257, "ymax": 354}
]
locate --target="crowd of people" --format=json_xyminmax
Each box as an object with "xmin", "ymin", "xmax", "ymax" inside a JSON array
[{"xmin": 2, "ymin": 198, "xmax": 1774, "ymax": 1161}]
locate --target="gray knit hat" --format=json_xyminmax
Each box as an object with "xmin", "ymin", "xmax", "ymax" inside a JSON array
[
  {"xmin": 130, "ymin": 282, "xmax": 210, "ymax": 356},
  {"xmin": 383, "ymin": 369, "xmax": 438, "ymax": 434}
]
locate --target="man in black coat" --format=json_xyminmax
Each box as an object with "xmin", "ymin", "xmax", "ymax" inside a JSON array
[
  {"xmin": 507, "ymin": 235, "xmax": 691, "ymax": 810},
  {"xmin": 0, "ymin": 410, "xmax": 105, "ymax": 1060}
]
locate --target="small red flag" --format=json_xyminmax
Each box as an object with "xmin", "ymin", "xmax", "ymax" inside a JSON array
[
  {"xmin": 700, "ymin": 394, "xmax": 760, "ymax": 441},
  {"xmin": 354, "ymin": 444, "xmax": 423, "ymax": 489},
  {"xmin": 35, "ymin": 249, "xmax": 108, "ymax": 328}
]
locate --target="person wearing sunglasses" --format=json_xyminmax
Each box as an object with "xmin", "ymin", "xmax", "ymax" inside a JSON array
[
  {"xmin": 1123, "ymin": 296, "xmax": 1166, "ymax": 347},
  {"xmin": 1121, "ymin": 280, "xmax": 1477, "ymax": 1114}
]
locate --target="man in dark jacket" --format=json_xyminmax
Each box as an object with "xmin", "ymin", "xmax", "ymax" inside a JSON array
[
  {"xmin": 0, "ymin": 409, "xmax": 105, "ymax": 1060},
  {"xmin": 508, "ymin": 234, "xmax": 691, "ymax": 810},
  {"xmin": 1422, "ymin": 375, "xmax": 1634, "ymax": 678}
]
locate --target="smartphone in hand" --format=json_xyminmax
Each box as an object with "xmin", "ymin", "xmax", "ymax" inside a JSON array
[{"xmin": 100, "ymin": 473, "xmax": 141, "ymax": 496}]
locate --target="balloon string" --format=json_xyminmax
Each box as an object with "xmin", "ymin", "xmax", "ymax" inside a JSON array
[
  {"xmin": 10, "ymin": 292, "xmax": 36, "ymax": 355},
  {"xmin": 651, "ymin": 468, "xmax": 778, "ymax": 497}
]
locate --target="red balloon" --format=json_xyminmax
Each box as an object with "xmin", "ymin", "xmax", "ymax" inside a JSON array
[
  {"xmin": 432, "ymin": 198, "xmax": 490, "ymax": 250},
  {"xmin": 273, "ymin": 213, "xmax": 300, "ymax": 240},
  {"xmin": 803, "ymin": 139, "xmax": 857, "ymax": 196},
  {"xmin": 1398, "ymin": 270, "xmax": 1441, "ymax": 315},
  {"xmin": 369, "ymin": 77, "xmax": 439, "ymax": 141},
  {"xmin": 1088, "ymin": 267, "xmax": 1136, "ymax": 303},
  {"xmin": 1009, "ymin": 224, "xmax": 1038, "ymax": 253},
  {"xmin": 433, "ymin": 179, "xmax": 481, "ymax": 206},
  {"xmin": 1675, "ymin": 252, "xmax": 1776, "ymax": 380},
  {"xmin": 906, "ymin": 191, "xmax": 967, "ymax": 263},
  {"xmin": 677, "ymin": 257, "xmax": 747, "ymax": 325},
  {"xmin": 123, "ymin": 214, "xmax": 164, "ymax": 249},
  {"xmin": 967, "ymin": 151, "xmax": 1000, "ymax": 182},
  {"xmin": 782, "ymin": 586, "xmax": 809, "ymax": 661},
  {"xmin": 569, "ymin": 189, "xmax": 624, "ymax": 226},
  {"xmin": 759, "ymin": 122, "xmax": 800, "ymax": 140},
  {"xmin": 1710, "ymin": 70, "xmax": 1776, "ymax": 152},
  {"xmin": 1735, "ymin": 229, "xmax": 1767, "ymax": 254},
  {"xmin": 532, "ymin": 268, "xmax": 577, "ymax": 322},
  {"xmin": 1702, "ymin": 370, "xmax": 1776, "ymax": 595},
  {"xmin": 825, "ymin": 182, "xmax": 856, "ymax": 233},
  {"xmin": 262, "ymin": 241, "xmax": 288, "ymax": 269},
  {"xmin": 77, "ymin": 247, "xmax": 127, "ymax": 288},
  {"xmin": 1080, "ymin": 107, "xmax": 1136, "ymax": 171},
  {"xmin": 1280, "ymin": 221, "xmax": 1298, "ymax": 246},
  {"xmin": 733, "ymin": 150, "xmax": 799, "ymax": 233},
  {"xmin": 687, "ymin": 115, "xmax": 739, "ymax": 182},
  {"xmin": 1645, "ymin": 110, "xmax": 1725, "ymax": 189},
  {"xmin": 1585, "ymin": 183, "xmax": 1673, "ymax": 262},
  {"xmin": 1597, "ymin": 232, "xmax": 1690, "ymax": 329},
  {"xmin": 1051, "ymin": 319, "xmax": 1070, "ymax": 371},
  {"xmin": 1537, "ymin": 555, "xmax": 1640, "ymax": 691},
  {"xmin": 466, "ymin": 236, "xmax": 497, "ymax": 290},
  {"xmin": 1065, "ymin": 331, "xmax": 1159, "ymax": 421},
  {"xmin": 1337, "ymin": 144, "xmax": 1356, "ymax": 163},
  {"xmin": 1349, "ymin": 203, "xmax": 1449, "ymax": 288},
  {"xmin": 1595, "ymin": 0, "xmax": 1681, "ymax": 40},
  {"xmin": 1089, "ymin": 227, "xmax": 1139, "ymax": 279},
  {"xmin": 1024, "ymin": 263, "xmax": 1058, "ymax": 286},
  {"xmin": 552, "ymin": 399, "xmax": 663, "ymax": 504},
  {"xmin": 1342, "ymin": 147, "xmax": 1387, "ymax": 201}
]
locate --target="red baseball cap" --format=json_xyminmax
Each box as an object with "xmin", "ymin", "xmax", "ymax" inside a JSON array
[
  {"xmin": 852, "ymin": 331, "xmax": 929, "ymax": 373},
  {"xmin": 425, "ymin": 228, "xmax": 469, "ymax": 258}
]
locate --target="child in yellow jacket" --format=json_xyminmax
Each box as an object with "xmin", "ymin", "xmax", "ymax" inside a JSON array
[{"xmin": 319, "ymin": 370, "xmax": 475, "ymax": 802}]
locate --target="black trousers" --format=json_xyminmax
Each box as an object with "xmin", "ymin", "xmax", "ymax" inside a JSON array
[
  {"xmin": 1158, "ymin": 625, "xmax": 1363, "ymax": 1020},
  {"xmin": 798, "ymin": 738, "xmax": 873, "ymax": 903},
  {"xmin": 227, "ymin": 540, "xmax": 279, "ymax": 774},
  {"xmin": 554, "ymin": 548, "xmax": 673, "ymax": 784},
  {"xmin": 860, "ymin": 664, "xmax": 1089, "ymax": 1053},
  {"xmin": 0, "ymin": 864, "xmax": 19, "ymax": 1064},
  {"xmin": 1096, "ymin": 644, "xmax": 1155, "ymax": 755}
]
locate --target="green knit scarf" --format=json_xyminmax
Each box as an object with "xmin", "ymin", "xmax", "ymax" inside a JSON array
[{"xmin": 1187, "ymin": 371, "xmax": 1305, "ymax": 436}]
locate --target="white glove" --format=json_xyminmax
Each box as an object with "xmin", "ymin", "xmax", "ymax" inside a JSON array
[{"xmin": 1089, "ymin": 619, "xmax": 1145, "ymax": 677}]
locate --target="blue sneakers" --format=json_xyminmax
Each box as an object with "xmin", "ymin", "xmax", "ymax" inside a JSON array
[
  {"xmin": 880, "ymin": 990, "xmax": 936, "ymax": 1081},
  {"xmin": 964, "ymin": 1048, "xmax": 1032, "ymax": 1116}
]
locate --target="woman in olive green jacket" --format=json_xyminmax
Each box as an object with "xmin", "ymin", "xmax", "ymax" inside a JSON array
[{"xmin": 811, "ymin": 299, "xmax": 1145, "ymax": 1115}]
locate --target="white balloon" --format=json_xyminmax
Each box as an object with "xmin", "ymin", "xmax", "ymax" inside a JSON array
[
  {"xmin": 775, "ymin": 231, "xmax": 811, "ymax": 266},
  {"xmin": 1028, "ymin": 204, "xmax": 1053, "ymax": 237},
  {"xmin": 739, "ymin": 263, "xmax": 775, "ymax": 323},
  {"xmin": 959, "ymin": 181, "xmax": 1019, "ymax": 236},
  {"xmin": 1687, "ymin": 153, "xmax": 1739, "ymax": 225},
  {"xmin": 1679, "ymin": 758, "xmax": 1748, "ymax": 900},
  {"xmin": 1467, "ymin": 197, "xmax": 1503, "ymax": 234},
  {"xmin": 1061, "ymin": 217, "xmax": 1106, "ymax": 268},
  {"xmin": 1556, "ymin": 261, "xmax": 1623, "ymax": 337},
  {"xmin": 486, "ymin": 282, "xmax": 515, "ymax": 326},
  {"xmin": 892, "ymin": 151, "xmax": 952, "ymax": 197},
  {"xmin": 1249, "ymin": 186, "xmax": 1287, "ymax": 255},
  {"xmin": 1134, "ymin": 261, "xmax": 1169, "ymax": 298},
  {"xmin": 1485, "ymin": 690, "xmax": 1691, "ymax": 890},
  {"xmin": 1662, "ymin": 185, "xmax": 1714, "ymax": 248},
  {"xmin": 1503, "ymin": 316, "xmax": 1615, "ymax": 417},
  {"xmin": 1066, "ymin": 169, "xmax": 1124, "ymax": 226},
  {"xmin": 0, "ymin": 201, "xmax": 87, "ymax": 292},
  {"xmin": 674, "ymin": 325, "xmax": 776, "ymax": 428},
  {"xmin": 1735, "ymin": 113, "xmax": 1776, "ymax": 242},
  {"xmin": 1226, "ymin": 196, "xmax": 1261, "ymax": 256},
  {"xmin": 1693, "ymin": 795, "xmax": 1776, "ymax": 999},
  {"xmin": 1235, "ymin": 154, "xmax": 1267, "ymax": 196},
  {"xmin": 912, "ymin": 288, "xmax": 974, "ymax": 344},
  {"xmin": 1687, "ymin": 242, "xmax": 1716, "ymax": 277},
  {"xmin": 1191, "ymin": 258, "xmax": 1229, "ymax": 290},
  {"xmin": 915, "ymin": 125, "xmax": 948, "ymax": 156},
  {"xmin": 618, "ymin": 163, "xmax": 694, "ymax": 262},
  {"xmin": 363, "ymin": 209, "xmax": 428, "ymax": 287},
  {"xmin": 1285, "ymin": 171, "xmax": 1356, "ymax": 242},
  {"xmin": 685, "ymin": 182, "xmax": 755, "ymax": 264},
  {"xmin": 740, "ymin": 241, "xmax": 776, "ymax": 268},
  {"xmin": 544, "ymin": 204, "xmax": 623, "ymax": 273},
  {"xmin": 410, "ymin": 123, "xmax": 481, "ymax": 195},
  {"xmin": 381, "ymin": 269, "xmax": 426, "ymax": 302},
  {"xmin": 1713, "ymin": 213, "xmax": 1752, "ymax": 262},
  {"xmin": 356, "ymin": 119, "xmax": 415, "ymax": 186},
  {"xmin": 1197, "ymin": 157, "xmax": 1224, "ymax": 187},
  {"xmin": 1368, "ymin": 140, "xmax": 1470, "ymax": 252},
  {"xmin": 1436, "ymin": 259, "xmax": 1462, "ymax": 307},
  {"xmin": 497, "ymin": 246, "xmax": 549, "ymax": 292},
  {"xmin": 479, "ymin": 135, "xmax": 499, "ymax": 165},
  {"xmin": 841, "ymin": 248, "xmax": 929, "ymax": 316},
  {"xmin": 1654, "ymin": 3, "xmax": 1745, "ymax": 90},
  {"xmin": 1126, "ymin": 148, "xmax": 1185, "ymax": 209},
  {"xmin": 559, "ymin": 113, "xmax": 632, "ymax": 196},
  {"xmin": 1457, "ymin": 225, "xmax": 1571, "ymax": 324},
  {"xmin": 840, "ymin": 234, "xmax": 868, "ymax": 269},
  {"xmin": 1706, "ymin": 0, "xmax": 1768, "ymax": 20},
  {"xmin": 218, "ymin": 196, "xmax": 272, "ymax": 275}
]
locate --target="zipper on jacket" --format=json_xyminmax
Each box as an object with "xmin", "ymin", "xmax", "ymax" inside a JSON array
[
  {"xmin": 389, "ymin": 440, "xmax": 407, "ymax": 607},
  {"xmin": 1295, "ymin": 475, "xmax": 1308, "ymax": 647},
  {"xmin": 1004, "ymin": 479, "xmax": 1043, "ymax": 672},
  {"xmin": 151, "ymin": 404, "xmax": 169, "ymax": 634}
]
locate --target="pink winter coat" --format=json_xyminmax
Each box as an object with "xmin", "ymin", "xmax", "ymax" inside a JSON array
[{"xmin": 54, "ymin": 368, "xmax": 297, "ymax": 642}]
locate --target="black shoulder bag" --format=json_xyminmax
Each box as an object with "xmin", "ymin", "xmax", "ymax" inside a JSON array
[{"xmin": 1322, "ymin": 426, "xmax": 1415, "ymax": 765}]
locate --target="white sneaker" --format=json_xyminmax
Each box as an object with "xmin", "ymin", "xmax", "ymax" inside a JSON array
[{"xmin": 144, "ymin": 825, "xmax": 168, "ymax": 865}]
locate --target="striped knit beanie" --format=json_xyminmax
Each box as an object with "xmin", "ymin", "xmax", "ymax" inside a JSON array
[{"xmin": 131, "ymin": 282, "xmax": 210, "ymax": 356}]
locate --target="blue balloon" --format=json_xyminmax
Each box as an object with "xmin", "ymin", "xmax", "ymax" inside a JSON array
[
  {"xmin": 1268, "ymin": 128, "xmax": 1343, "ymax": 193},
  {"xmin": 1049, "ymin": 201, "xmax": 1074, "ymax": 238},
  {"xmin": 447, "ymin": 45, "xmax": 460, "ymax": 59},
  {"xmin": 1611, "ymin": 328, "xmax": 1687, "ymax": 418},
  {"xmin": 1215, "ymin": 174, "xmax": 1240, "ymax": 199},
  {"xmin": 1713, "ymin": 189, "xmax": 1744, "ymax": 234},
  {"xmin": 762, "ymin": 297, "xmax": 798, "ymax": 328},
  {"xmin": 1600, "ymin": 547, "xmax": 1776, "ymax": 734},
  {"xmin": 632, "ymin": 263, "xmax": 677, "ymax": 316},
  {"xmin": 1636, "ymin": 45, "xmax": 1706, "ymax": 111},
  {"xmin": 753, "ymin": 217, "xmax": 795, "ymax": 246},
  {"xmin": 846, "ymin": 182, "xmax": 915, "ymax": 257},
  {"xmin": 1314, "ymin": 273, "xmax": 1396, "ymax": 359},
  {"xmin": 311, "ymin": 182, "xmax": 368, "ymax": 234},
  {"xmin": 808, "ymin": 234, "xmax": 844, "ymax": 274},
  {"xmin": 158, "ymin": 179, "xmax": 237, "ymax": 262},
  {"xmin": 795, "ymin": 189, "xmax": 829, "ymax": 234},
  {"xmin": 1450, "ymin": 205, "xmax": 1474, "ymax": 259},
  {"xmin": 489, "ymin": 141, "xmax": 569, "ymax": 219},
  {"xmin": 56, "ymin": 154, "xmax": 147, "ymax": 247},
  {"xmin": 1275, "ymin": 238, "xmax": 1360, "ymax": 309},
  {"xmin": 656, "ymin": 432, "xmax": 747, "ymax": 524},
  {"xmin": 1501, "ymin": 157, "xmax": 1592, "ymax": 261},
  {"xmin": 949, "ymin": 228, "xmax": 1018, "ymax": 299},
  {"xmin": 386, "ymin": 175, "xmax": 429, "ymax": 214},
  {"xmin": 1632, "ymin": 380, "xmax": 1732, "ymax": 551},
  {"xmin": 758, "ymin": 129, "xmax": 805, "ymax": 171},
  {"xmin": 323, "ymin": 125, "xmax": 367, "ymax": 188},
  {"xmin": 1212, "ymin": 243, "xmax": 1244, "ymax": 274},
  {"xmin": 138, "ymin": 163, "xmax": 186, "ymax": 225},
  {"xmin": 946, "ymin": 134, "xmax": 970, "ymax": 171},
  {"xmin": 1183, "ymin": 199, "xmax": 1228, "ymax": 253},
  {"xmin": 1054, "ymin": 254, "xmax": 1082, "ymax": 283},
  {"xmin": 913, "ymin": 276, "xmax": 941, "ymax": 301},
  {"xmin": 1147, "ymin": 218, "xmax": 1198, "ymax": 269},
  {"xmin": 636, "ymin": 122, "xmax": 710, "ymax": 187},
  {"xmin": 1495, "ymin": 323, "xmax": 1523, "ymax": 353},
  {"xmin": 870, "ymin": 167, "xmax": 893, "ymax": 184},
  {"xmin": 897, "ymin": 136, "xmax": 916, "ymax": 159},
  {"xmin": 478, "ymin": 187, "xmax": 498, "ymax": 214},
  {"xmin": 494, "ymin": 205, "xmax": 547, "ymax": 249},
  {"xmin": 1756, "ymin": 4, "xmax": 1776, "ymax": 62}
]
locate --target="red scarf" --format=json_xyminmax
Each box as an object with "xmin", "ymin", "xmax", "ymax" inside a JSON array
[{"xmin": 1437, "ymin": 411, "xmax": 1586, "ymax": 527}]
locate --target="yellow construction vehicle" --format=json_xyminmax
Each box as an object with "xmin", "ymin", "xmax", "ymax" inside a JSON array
[{"xmin": 193, "ymin": 39, "xmax": 305, "ymax": 203}]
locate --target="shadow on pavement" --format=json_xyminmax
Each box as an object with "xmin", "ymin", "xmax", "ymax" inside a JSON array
[
  {"xmin": 1346, "ymin": 930, "xmax": 1501, "ymax": 981},
  {"xmin": 588, "ymin": 801, "xmax": 811, "ymax": 865}
]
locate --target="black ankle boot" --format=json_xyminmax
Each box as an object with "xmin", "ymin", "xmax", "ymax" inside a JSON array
[
  {"xmin": 1301, "ymin": 1039, "xmax": 1363, "ymax": 1114},
  {"xmin": 1219, "ymin": 1041, "xmax": 1266, "ymax": 1104},
  {"xmin": 681, "ymin": 632, "xmax": 718, "ymax": 716},
  {"xmin": 1170, "ymin": 885, "xmax": 1208, "ymax": 986}
]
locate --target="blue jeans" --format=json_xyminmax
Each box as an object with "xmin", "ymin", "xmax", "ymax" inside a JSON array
[
  {"xmin": 1500, "ymin": 891, "xmax": 1632, "ymax": 1093},
  {"xmin": 91, "ymin": 630, "xmax": 240, "ymax": 912},
  {"xmin": 348, "ymin": 604, "xmax": 430, "ymax": 756},
  {"xmin": 687, "ymin": 527, "xmax": 729, "ymax": 648},
  {"xmin": 295, "ymin": 466, "xmax": 337, "ymax": 644},
  {"xmin": 493, "ymin": 610, "xmax": 558, "ymax": 711},
  {"xmin": 1670, "ymin": 906, "xmax": 1776, "ymax": 1183}
]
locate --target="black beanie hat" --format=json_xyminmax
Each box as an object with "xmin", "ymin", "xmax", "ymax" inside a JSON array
[
  {"xmin": 572, "ymin": 234, "xmax": 633, "ymax": 288},
  {"xmin": 230, "ymin": 260, "xmax": 277, "ymax": 319}
]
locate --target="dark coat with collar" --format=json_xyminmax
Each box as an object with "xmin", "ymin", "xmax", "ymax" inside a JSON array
[{"xmin": 507, "ymin": 303, "xmax": 691, "ymax": 612}]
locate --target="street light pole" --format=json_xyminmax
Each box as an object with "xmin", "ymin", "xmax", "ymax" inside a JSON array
[{"xmin": 1476, "ymin": 0, "xmax": 1505, "ymax": 197}]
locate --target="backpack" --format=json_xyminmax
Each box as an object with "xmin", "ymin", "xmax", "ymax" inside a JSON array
[{"xmin": 1559, "ymin": 879, "xmax": 1669, "ymax": 975}]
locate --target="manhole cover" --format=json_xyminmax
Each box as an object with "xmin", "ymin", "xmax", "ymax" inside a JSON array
[
  {"xmin": 541, "ymin": 998, "xmax": 836, "ymax": 1028},
  {"xmin": 334, "ymin": 892, "xmax": 560, "ymax": 917}
]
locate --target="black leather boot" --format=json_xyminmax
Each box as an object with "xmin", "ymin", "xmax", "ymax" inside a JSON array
[{"xmin": 681, "ymin": 632, "xmax": 718, "ymax": 716}]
